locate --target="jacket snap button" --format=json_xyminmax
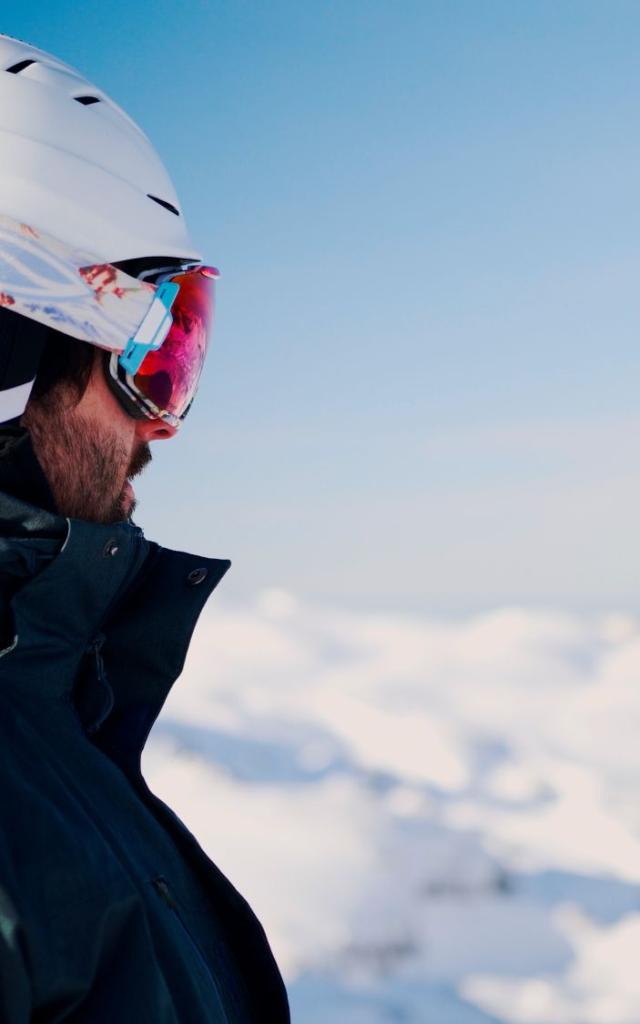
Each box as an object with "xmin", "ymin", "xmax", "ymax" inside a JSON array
[
  {"xmin": 103, "ymin": 539, "xmax": 119, "ymax": 558},
  {"xmin": 187, "ymin": 567, "xmax": 208, "ymax": 586}
]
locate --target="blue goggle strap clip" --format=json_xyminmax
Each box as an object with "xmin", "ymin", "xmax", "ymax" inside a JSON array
[{"xmin": 119, "ymin": 280, "xmax": 180, "ymax": 376}]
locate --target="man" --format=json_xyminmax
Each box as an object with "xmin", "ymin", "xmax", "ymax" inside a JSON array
[{"xmin": 0, "ymin": 34, "xmax": 289, "ymax": 1023}]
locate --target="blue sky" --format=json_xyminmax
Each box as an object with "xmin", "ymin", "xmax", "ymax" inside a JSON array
[{"xmin": 5, "ymin": 1, "xmax": 640, "ymax": 611}]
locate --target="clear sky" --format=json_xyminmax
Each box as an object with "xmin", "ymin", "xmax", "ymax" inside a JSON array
[{"xmin": 4, "ymin": 1, "xmax": 640, "ymax": 612}]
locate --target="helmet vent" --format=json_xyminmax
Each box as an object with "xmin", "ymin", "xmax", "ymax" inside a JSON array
[
  {"xmin": 6, "ymin": 58, "xmax": 36, "ymax": 74},
  {"xmin": 75, "ymin": 95, "xmax": 101, "ymax": 106},
  {"xmin": 147, "ymin": 194, "xmax": 180, "ymax": 217}
]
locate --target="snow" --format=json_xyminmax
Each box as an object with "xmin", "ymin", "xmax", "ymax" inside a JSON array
[{"xmin": 143, "ymin": 593, "xmax": 640, "ymax": 1023}]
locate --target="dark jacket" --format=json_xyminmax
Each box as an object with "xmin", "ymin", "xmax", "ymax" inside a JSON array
[{"xmin": 0, "ymin": 429, "xmax": 290, "ymax": 1023}]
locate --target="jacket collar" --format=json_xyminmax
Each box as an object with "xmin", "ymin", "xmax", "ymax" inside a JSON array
[
  {"xmin": 0, "ymin": 430, "xmax": 230, "ymax": 768},
  {"xmin": 0, "ymin": 425, "xmax": 59, "ymax": 517}
]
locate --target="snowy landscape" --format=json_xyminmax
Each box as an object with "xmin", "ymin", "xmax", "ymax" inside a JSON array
[{"xmin": 143, "ymin": 590, "xmax": 640, "ymax": 1023}]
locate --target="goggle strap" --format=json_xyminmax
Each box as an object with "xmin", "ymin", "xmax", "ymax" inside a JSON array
[{"xmin": 119, "ymin": 280, "xmax": 180, "ymax": 375}]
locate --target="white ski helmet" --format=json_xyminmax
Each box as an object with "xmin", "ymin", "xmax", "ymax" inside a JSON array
[{"xmin": 0, "ymin": 33, "xmax": 202, "ymax": 421}]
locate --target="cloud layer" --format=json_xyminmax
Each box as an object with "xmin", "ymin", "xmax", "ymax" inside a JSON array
[{"xmin": 144, "ymin": 591, "xmax": 640, "ymax": 1022}]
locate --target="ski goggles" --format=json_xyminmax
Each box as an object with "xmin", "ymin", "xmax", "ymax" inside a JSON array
[{"xmin": 104, "ymin": 264, "xmax": 218, "ymax": 428}]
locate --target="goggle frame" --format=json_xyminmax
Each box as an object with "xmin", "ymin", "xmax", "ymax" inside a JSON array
[{"xmin": 104, "ymin": 264, "xmax": 219, "ymax": 428}]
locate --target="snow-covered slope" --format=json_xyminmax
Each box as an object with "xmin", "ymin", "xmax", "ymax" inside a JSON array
[{"xmin": 143, "ymin": 591, "xmax": 640, "ymax": 1023}]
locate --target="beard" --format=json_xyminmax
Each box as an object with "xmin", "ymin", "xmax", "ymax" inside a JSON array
[
  {"xmin": 109, "ymin": 437, "xmax": 152, "ymax": 523},
  {"xmin": 24, "ymin": 396, "xmax": 152, "ymax": 524}
]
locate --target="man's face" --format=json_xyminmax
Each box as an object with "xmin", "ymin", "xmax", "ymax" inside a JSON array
[{"xmin": 22, "ymin": 350, "xmax": 176, "ymax": 523}]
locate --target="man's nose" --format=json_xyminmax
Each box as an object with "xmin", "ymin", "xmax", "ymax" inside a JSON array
[{"xmin": 134, "ymin": 418, "xmax": 178, "ymax": 443}]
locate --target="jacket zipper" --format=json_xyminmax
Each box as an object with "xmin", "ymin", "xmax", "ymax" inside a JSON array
[
  {"xmin": 84, "ymin": 632, "xmax": 114, "ymax": 735},
  {"xmin": 152, "ymin": 876, "xmax": 229, "ymax": 1022}
]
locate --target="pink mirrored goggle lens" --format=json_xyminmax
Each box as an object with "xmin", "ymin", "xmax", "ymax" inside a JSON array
[{"xmin": 132, "ymin": 266, "xmax": 217, "ymax": 421}]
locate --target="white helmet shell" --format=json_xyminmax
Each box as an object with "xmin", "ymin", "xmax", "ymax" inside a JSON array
[{"xmin": 0, "ymin": 34, "xmax": 200, "ymax": 263}]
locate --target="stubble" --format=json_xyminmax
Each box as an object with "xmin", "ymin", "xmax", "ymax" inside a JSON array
[{"xmin": 23, "ymin": 389, "xmax": 151, "ymax": 524}]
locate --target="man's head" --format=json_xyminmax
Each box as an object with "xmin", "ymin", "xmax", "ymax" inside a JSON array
[
  {"xmin": 0, "ymin": 35, "xmax": 211, "ymax": 429},
  {"xmin": 0, "ymin": 36, "xmax": 217, "ymax": 523},
  {"xmin": 21, "ymin": 335, "xmax": 176, "ymax": 524}
]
